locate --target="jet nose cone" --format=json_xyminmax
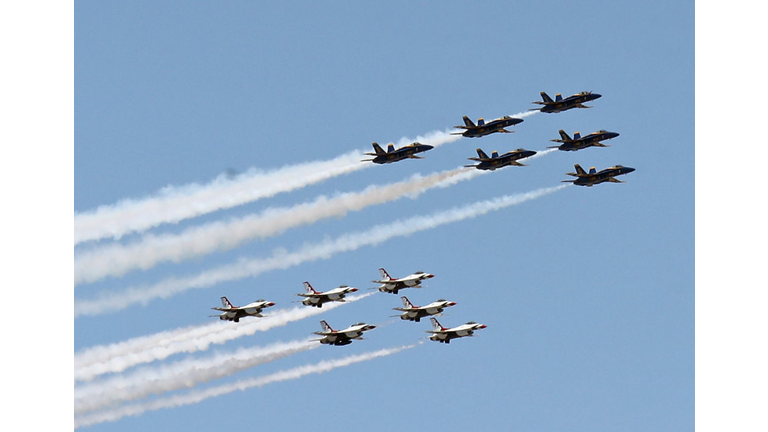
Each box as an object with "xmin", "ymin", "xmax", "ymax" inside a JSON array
[
  {"xmin": 448, "ymin": 302, "xmax": 457, "ymax": 306},
  {"xmin": 426, "ymin": 274, "xmax": 434, "ymax": 278},
  {"xmin": 608, "ymin": 132, "xmax": 619, "ymax": 138},
  {"xmin": 591, "ymin": 93, "xmax": 602, "ymax": 99},
  {"xmin": 350, "ymin": 287, "xmax": 358, "ymax": 292},
  {"xmin": 267, "ymin": 302, "xmax": 275, "ymax": 307},
  {"xmin": 478, "ymin": 324, "xmax": 487, "ymax": 329},
  {"xmin": 368, "ymin": 325, "xmax": 376, "ymax": 330},
  {"xmin": 423, "ymin": 145, "xmax": 434, "ymax": 150},
  {"xmin": 625, "ymin": 167, "xmax": 636, "ymax": 173}
]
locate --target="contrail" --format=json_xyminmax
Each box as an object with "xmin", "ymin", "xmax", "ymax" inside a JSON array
[
  {"xmin": 75, "ymin": 338, "xmax": 319, "ymax": 414},
  {"xmin": 75, "ymin": 185, "xmax": 567, "ymax": 317},
  {"xmin": 75, "ymin": 293, "xmax": 374, "ymax": 382},
  {"xmin": 74, "ymin": 129, "xmax": 461, "ymax": 246},
  {"xmin": 74, "ymin": 166, "xmax": 481, "ymax": 285},
  {"xmin": 74, "ymin": 343, "xmax": 417, "ymax": 429}
]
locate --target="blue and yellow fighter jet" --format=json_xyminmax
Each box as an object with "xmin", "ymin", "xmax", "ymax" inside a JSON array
[
  {"xmin": 464, "ymin": 148, "xmax": 537, "ymax": 170},
  {"xmin": 362, "ymin": 142, "xmax": 434, "ymax": 164},
  {"xmin": 548, "ymin": 129, "xmax": 620, "ymax": 151},
  {"xmin": 562, "ymin": 164, "xmax": 635, "ymax": 187},
  {"xmin": 451, "ymin": 115, "xmax": 524, "ymax": 138},
  {"xmin": 531, "ymin": 91, "xmax": 602, "ymax": 113}
]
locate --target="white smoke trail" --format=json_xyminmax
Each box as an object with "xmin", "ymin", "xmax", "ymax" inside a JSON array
[
  {"xmin": 75, "ymin": 338, "xmax": 318, "ymax": 414},
  {"xmin": 74, "ymin": 167, "xmax": 480, "ymax": 285},
  {"xmin": 74, "ymin": 129, "xmax": 460, "ymax": 246},
  {"xmin": 75, "ymin": 293, "xmax": 374, "ymax": 381},
  {"xmin": 75, "ymin": 185, "xmax": 567, "ymax": 317},
  {"xmin": 74, "ymin": 343, "xmax": 417, "ymax": 429}
]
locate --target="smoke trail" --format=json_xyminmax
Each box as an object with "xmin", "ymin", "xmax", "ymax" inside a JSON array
[
  {"xmin": 74, "ymin": 129, "xmax": 460, "ymax": 246},
  {"xmin": 74, "ymin": 343, "xmax": 417, "ymax": 429},
  {"xmin": 75, "ymin": 338, "xmax": 318, "ymax": 414},
  {"xmin": 75, "ymin": 293, "xmax": 374, "ymax": 381},
  {"xmin": 75, "ymin": 185, "xmax": 567, "ymax": 317},
  {"xmin": 74, "ymin": 167, "xmax": 480, "ymax": 285}
]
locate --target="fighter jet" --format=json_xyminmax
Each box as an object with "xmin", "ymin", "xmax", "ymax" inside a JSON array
[
  {"xmin": 451, "ymin": 115, "xmax": 524, "ymax": 138},
  {"xmin": 313, "ymin": 320, "xmax": 376, "ymax": 346},
  {"xmin": 548, "ymin": 129, "xmax": 620, "ymax": 152},
  {"xmin": 393, "ymin": 296, "xmax": 456, "ymax": 322},
  {"xmin": 362, "ymin": 142, "xmax": 434, "ymax": 164},
  {"xmin": 464, "ymin": 148, "xmax": 537, "ymax": 170},
  {"xmin": 426, "ymin": 317, "xmax": 486, "ymax": 344},
  {"xmin": 297, "ymin": 281, "xmax": 358, "ymax": 308},
  {"xmin": 531, "ymin": 91, "xmax": 601, "ymax": 113},
  {"xmin": 372, "ymin": 268, "xmax": 434, "ymax": 294},
  {"xmin": 562, "ymin": 164, "xmax": 636, "ymax": 187},
  {"xmin": 211, "ymin": 296, "xmax": 275, "ymax": 322}
]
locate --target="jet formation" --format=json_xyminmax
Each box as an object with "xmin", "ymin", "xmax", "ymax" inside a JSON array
[
  {"xmin": 451, "ymin": 115, "xmax": 524, "ymax": 138},
  {"xmin": 562, "ymin": 164, "xmax": 636, "ymax": 187},
  {"xmin": 548, "ymin": 129, "xmax": 620, "ymax": 152},
  {"xmin": 464, "ymin": 148, "xmax": 537, "ymax": 170},
  {"xmin": 362, "ymin": 142, "xmax": 434, "ymax": 164},
  {"xmin": 531, "ymin": 91, "xmax": 602, "ymax": 113}
]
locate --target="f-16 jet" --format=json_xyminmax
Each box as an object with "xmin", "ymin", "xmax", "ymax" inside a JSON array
[
  {"xmin": 548, "ymin": 129, "xmax": 619, "ymax": 152},
  {"xmin": 531, "ymin": 91, "xmax": 601, "ymax": 113},
  {"xmin": 426, "ymin": 317, "xmax": 486, "ymax": 344},
  {"xmin": 362, "ymin": 142, "xmax": 434, "ymax": 164},
  {"xmin": 393, "ymin": 296, "xmax": 456, "ymax": 322},
  {"xmin": 313, "ymin": 320, "xmax": 376, "ymax": 346},
  {"xmin": 562, "ymin": 164, "xmax": 635, "ymax": 187},
  {"xmin": 297, "ymin": 281, "xmax": 358, "ymax": 308},
  {"xmin": 451, "ymin": 115, "xmax": 524, "ymax": 138},
  {"xmin": 464, "ymin": 148, "xmax": 537, "ymax": 170},
  {"xmin": 211, "ymin": 296, "xmax": 275, "ymax": 322},
  {"xmin": 372, "ymin": 268, "xmax": 434, "ymax": 294}
]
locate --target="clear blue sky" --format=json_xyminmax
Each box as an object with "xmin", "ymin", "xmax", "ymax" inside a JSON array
[{"xmin": 70, "ymin": 2, "xmax": 698, "ymax": 431}]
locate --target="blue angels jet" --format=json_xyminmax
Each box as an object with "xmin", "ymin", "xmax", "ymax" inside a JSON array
[
  {"xmin": 464, "ymin": 148, "xmax": 537, "ymax": 170},
  {"xmin": 531, "ymin": 91, "xmax": 601, "ymax": 113},
  {"xmin": 451, "ymin": 115, "xmax": 524, "ymax": 138},
  {"xmin": 562, "ymin": 164, "xmax": 635, "ymax": 187},
  {"xmin": 362, "ymin": 142, "xmax": 434, "ymax": 164},
  {"xmin": 548, "ymin": 129, "xmax": 620, "ymax": 152}
]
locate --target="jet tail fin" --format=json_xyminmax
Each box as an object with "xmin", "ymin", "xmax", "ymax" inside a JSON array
[
  {"xmin": 462, "ymin": 116, "xmax": 476, "ymax": 128},
  {"xmin": 558, "ymin": 130, "xmax": 571, "ymax": 141},
  {"xmin": 220, "ymin": 296, "xmax": 234, "ymax": 309},
  {"xmin": 370, "ymin": 142, "xmax": 386, "ymax": 155},
  {"xmin": 401, "ymin": 296, "xmax": 415, "ymax": 309},
  {"xmin": 588, "ymin": 166, "xmax": 597, "ymax": 175},
  {"xmin": 540, "ymin": 92, "xmax": 554, "ymax": 103},
  {"xmin": 303, "ymin": 281, "xmax": 318, "ymax": 294},
  {"xmin": 573, "ymin": 132, "xmax": 581, "ymax": 140},
  {"xmin": 555, "ymin": 93, "xmax": 563, "ymax": 102},
  {"xmin": 387, "ymin": 144, "xmax": 395, "ymax": 153},
  {"xmin": 319, "ymin": 320, "xmax": 334, "ymax": 333},
  {"xmin": 476, "ymin": 148, "xmax": 489, "ymax": 159},
  {"xmin": 430, "ymin": 317, "xmax": 447, "ymax": 331},
  {"xmin": 378, "ymin": 268, "xmax": 393, "ymax": 281},
  {"xmin": 575, "ymin": 164, "xmax": 587, "ymax": 176}
]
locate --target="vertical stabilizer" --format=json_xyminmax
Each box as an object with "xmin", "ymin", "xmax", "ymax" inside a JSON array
[
  {"xmin": 371, "ymin": 142, "xmax": 386, "ymax": 155},
  {"xmin": 573, "ymin": 132, "xmax": 581, "ymax": 140},
  {"xmin": 220, "ymin": 297, "xmax": 234, "ymax": 309},
  {"xmin": 387, "ymin": 144, "xmax": 395, "ymax": 153},
  {"xmin": 476, "ymin": 148, "xmax": 489, "ymax": 159},
  {"xmin": 319, "ymin": 320, "xmax": 334, "ymax": 333},
  {"xmin": 491, "ymin": 151, "xmax": 499, "ymax": 159},
  {"xmin": 401, "ymin": 296, "xmax": 415, "ymax": 309},
  {"xmin": 540, "ymin": 92, "xmax": 554, "ymax": 103},
  {"xmin": 379, "ymin": 268, "xmax": 393, "ymax": 281},
  {"xmin": 574, "ymin": 164, "xmax": 587, "ymax": 176},
  {"xmin": 430, "ymin": 317, "xmax": 445, "ymax": 331},
  {"xmin": 555, "ymin": 93, "xmax": 563, "ymax": 102},
  {"xmin": 303, "ymin": 281, "xmax": 318, "ymax": 294},
  {"xmin": 558, "ymin": 130, "xmax": 571, "ymax": 141},
  {"xmin": 589, "ymin": 167, "xmax": 597, "ymax": 175},
  {"xmin": 462, "ymin": 116, "xmax": 476, "ymax": 128}
]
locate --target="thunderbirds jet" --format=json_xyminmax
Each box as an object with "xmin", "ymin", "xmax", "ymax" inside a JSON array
[
  {"xmin": 548, "ymin": 129, "xmax": 620, "ymax": 152},
  {"xmin": 297, "ymin": 281, "xmax": 358, "ymax": 308},
  {"xmin": 362, "ymin": 142, "xmax": 434, "ymax": 164},
  {"xmin": 426, "ymin": 317, "xmax": 486, "ymax": 344},
  {"xmin": 313, "ymin": 320, "xmax": 376, "ymax": 346},
  {"xmin": 372, "ymin": 268, "xmax": 434, "ymax": 294},
  {"xmin": 393, "ymin": 296, "xmax": 456, "ymax": 322},
  {"xmin": 211, "ymin": 296, "xmax": 275, "ymax": 322},
  {"xmin": 464, "ymin": 148, "xmax": 537, "ymax": 170},
  {"xmin": 562, "ymin": 164, "xmax": 636, "ymax": 187},
  {"xmin": 451, "ymin": 115, "xmax": 524, "ymax": 138},
  {"xmin": 531, "ymin": 91, "xmax": 601, "ymax": 113}
]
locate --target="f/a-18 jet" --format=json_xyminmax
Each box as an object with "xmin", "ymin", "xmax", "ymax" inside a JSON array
[
  {"xmin": 211, "ymin": 296, "xmax": 275, "ymax": 322},
  {"xmin": 548, "ymin": 129, "xmax": 619, "ymax": 152},
  {"xmin": 464, "ymin": 148, "xmax": 537, "ymax": 170},
  {"xmin": 426, "ymin": 317, "xmax": 486, "ymax": 344},
  {"xmin": 372, "ymin": 268, "xmax": 434, "ymax": 294},
  {"xmin": 362, "ymin": 142, "xmax": 434, "ymax": 164},
  {"xmin": 531, "ymin": 91, "xmax": 601, "ymax": 113},
  {"xmin": 313, "ymin": 320, "xmax": 376, "ymax": 346},
  {"xmin": 393, "ymin": 296, "xmax": 456, "ymax": 322},
  {"xmin": 451, "ymin": 115, "xmax": 524, "ymax": 138},
  {"xmin": 562, "ymin": 164, "xmax": 635, "ymax": 187},
  {"xmin": 297, "ymin": 281, "xmax": 358, "ymax": 308}
]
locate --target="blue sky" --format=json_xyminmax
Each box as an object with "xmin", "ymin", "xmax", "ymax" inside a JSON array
[
  {"xmin": 5, "ymin": 0, "xmax": 741, "ymax": 429},
  {"xmin": 70, "ymin": 2, "xmax": 697, "ymax": 431}
]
